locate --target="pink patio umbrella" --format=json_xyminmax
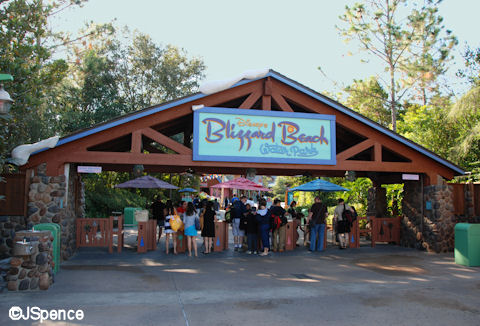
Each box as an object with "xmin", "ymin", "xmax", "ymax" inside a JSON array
[{"xmin": 211, "ymin": 177, "xmax": 270, "ymax": 192}]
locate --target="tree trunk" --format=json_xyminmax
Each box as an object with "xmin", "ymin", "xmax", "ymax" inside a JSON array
[{"xmin": 390, "ymin": 66, "xmax": 397, "ymax": 132}]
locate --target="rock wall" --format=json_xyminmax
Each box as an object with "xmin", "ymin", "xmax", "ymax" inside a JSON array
[
  {"xmin": 0, "ymin": 216, "xmax": 26, "ymax": 259},
  {"xmin": 401, "ymin": 180, "xmax": 456, "ymax": 253},
  {"xmin": 7, "ymin": 230, "xmax": 53, "ymax": 291}
]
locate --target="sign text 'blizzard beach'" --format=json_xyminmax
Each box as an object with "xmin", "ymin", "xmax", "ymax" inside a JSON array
[{"xmin": 193, "ymin": 107, "xmax": 336, "ymax": 165}]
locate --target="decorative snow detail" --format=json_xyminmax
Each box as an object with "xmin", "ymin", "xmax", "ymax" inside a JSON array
[
  {"xmin": 199, "ymin": 68, "xmax": 269, "ymax": 95},
  {"xmin": 11, "ymin": 136, "xmax": 59, "ymax": 166},
  {"xmin": 192, "ymin": 104, "xmax": 205, "ymax": 111}
]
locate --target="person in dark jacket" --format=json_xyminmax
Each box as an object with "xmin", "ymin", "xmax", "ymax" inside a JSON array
[
  {"xmin": 150, "ymin": 196, "xmax": 166, "ymax": 243},
  {"xmin": 270, "ymin": 199, "xmax": 287, "ymax": 252},
  {"xmin": 256, "ymin": 200, "xmax": 270, "ymax": 256},
  {"xmin": 245, "ymin": 205, "xmax": 259, "ymax": 254},
  {"xmin": 201, "ymin": 201, "xmax": 217, "ymax": 254},
  {"xmin": 308, "ymin": 196, "xmax": 328, "ymax": 251}
]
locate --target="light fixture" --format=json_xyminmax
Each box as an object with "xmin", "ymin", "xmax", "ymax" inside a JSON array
[
  {"xmin": 246, "ymin": 168, "xmax": 256, "ymax": 180},
  {"xmin": 345, "ymin": 170, "xmax": 356, "ymax": 181},
  {"xmin": 0, "ymin": 84, "xmax": 13, "ymax": 115},
  {"xmin": 133, "ymin": 164, "xmax": 144, "ymax": 177}
]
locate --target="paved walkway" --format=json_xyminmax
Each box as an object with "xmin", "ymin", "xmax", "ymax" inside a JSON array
[{"xmin": 1, "ymin": 235, "xmax": 480, "ymax": 325}]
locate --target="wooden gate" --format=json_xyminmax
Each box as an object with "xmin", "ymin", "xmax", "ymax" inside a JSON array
[
  {"xmin": 76, "ymin": 216, "xmax": 123, "ymax": 253},
  {"xmin": 349, "ymin": 216, "xmax": 400, "ymax": 248}
]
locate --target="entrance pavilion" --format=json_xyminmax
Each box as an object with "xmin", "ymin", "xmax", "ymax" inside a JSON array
[{"xmin": 20, "ymin": 70, "xmax": 464, "ymax": 259}]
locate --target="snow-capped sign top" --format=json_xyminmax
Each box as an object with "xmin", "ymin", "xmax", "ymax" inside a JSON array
[
  {"xmin": 11, "ymin": 136, "xmax": 59, "ymax": 166},
  {"xmin": 199, "ymin": 68, "xmax": 269, "ymax": 95}
]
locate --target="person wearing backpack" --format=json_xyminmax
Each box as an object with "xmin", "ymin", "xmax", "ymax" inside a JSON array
[
  {"xmin": 270, "ymin": 198, "xmax": 287, "ymax": 252},
  {"xmin": 308, "ymin": 196, "xmax": 328, "ymax": 252},
  {"xmin": 232, "ymin": 196, "xmax": 247, "ymax": 251},
  {"xmin": 334, "ymin": 198, "xmax": 354, "ymax": 249}
]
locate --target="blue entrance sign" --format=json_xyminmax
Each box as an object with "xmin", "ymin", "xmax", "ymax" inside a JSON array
[{"xmin": 193, "ymin": 107, "xmax": 336, "ymax": 165}]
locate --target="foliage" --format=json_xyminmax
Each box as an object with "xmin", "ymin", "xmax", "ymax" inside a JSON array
[
  {"xmin": 52, "ymin": 27, "xmax": 206, "ymax": 134},
  {"xmin": 343, "ymin": 76, "xmax": 390, "ymax": 127},
  {"xmin": 406, "ymin": 0, "xmax": 457, "ymax": 105},
  {"xmin": 340, "ymin": 177, "xmax": 373, "ymax": 216},
  {"xmin": 397, "ymin": 95, "xmax": 458, "ymax": 161},
  {"xmin": 337, "ymin": 0, "xmax": 456, "ymax": 131},
  {"xmin": 447, "ymin": 85, "xmax": 480, "ymax": 170},
  {"xmin": 457, "ymin": 45, "xmax": 480, "ymax": 86},
  {"xmin": 0, "ymin": 0, "xmax": 69, "ymax": 169},
  {"xmin": 83, "ymin": 172, "xmax": 143, "ymax": 217},
  {"xmin": 383, "ymin": 183, "xmax": 403, "ymax": 216}
]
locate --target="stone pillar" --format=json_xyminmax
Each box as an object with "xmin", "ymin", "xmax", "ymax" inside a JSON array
[
  {"xmin": 367, "ymin": 187, "xmax": 387, "ymax": 217},
  {"xmin": 423, "ymin": 184, "xmax": 455, "ymax": 253},
  {"xmin": 25, "ymin": 163, "xmax": 81, "ymax": 261},
  {"xmin": 401, "ymin": 180, "xmax": 424, "ymax": 249},
  {"xmin": 7, "ymin": 230, "xmax": 53, "ymax": 291}
]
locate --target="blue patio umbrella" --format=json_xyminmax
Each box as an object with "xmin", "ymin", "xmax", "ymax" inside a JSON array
[
  {"xmin": 289, "ymin": 179, "xmax": 349, "ymax": 192},
  {"xmin": 178, "ymin": 188, "xmax": 198, "ymax": 193}
]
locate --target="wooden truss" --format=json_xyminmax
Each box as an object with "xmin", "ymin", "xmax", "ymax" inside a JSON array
[{"xmin": 24, "ymin": 76, "xmax": 456, "ymax": 184}]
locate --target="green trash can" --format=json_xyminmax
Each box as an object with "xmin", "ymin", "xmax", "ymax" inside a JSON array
[
  {"xmin": 124, "ymin": 207, "xmax": 142, "ymax": 226},
  {"xmin": 455, "ymin": 223, "xmax": 480, "ymax": 267},
  {"xmin": 33, "ymin": 223, "xmax": 61, "ymax": 274}
]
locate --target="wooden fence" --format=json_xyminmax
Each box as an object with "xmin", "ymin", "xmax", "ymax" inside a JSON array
[
  {"xmin": 451, "ymin": 183, "xmax": 466, "ymax": 215},
  {"xmin": 0, "ymin": 173, "xmax": 26, "ymax": 216}
]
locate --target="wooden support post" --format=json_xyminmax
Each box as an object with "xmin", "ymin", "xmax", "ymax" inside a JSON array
[
  {"xmin": 370, "ymin": 217, "xmax": 376, "ymax": 248},
  {"xmin": 262, "ymin": 95, "xmax": 271, "ymax": 110},
  {"xmin": 108, "ymin": 216, "xmax": 113, "ymax": 254},
  {"xmin": 374, "ymin": 142, "xmax": 382, "ymax": 162},
  {"xmin": 131, "ymin": 130, "xmax": 142, "ymax": 153}
]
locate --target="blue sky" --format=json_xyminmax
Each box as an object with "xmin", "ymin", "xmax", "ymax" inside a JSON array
[{"xmin": 52, "ymin": 0, "xmax": 480, "ymax": 96}]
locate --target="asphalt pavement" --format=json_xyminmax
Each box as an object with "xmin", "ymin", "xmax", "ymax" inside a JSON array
[{"xmin": 1, "ymin": 231, "xmax": 479, "ymax": 326}]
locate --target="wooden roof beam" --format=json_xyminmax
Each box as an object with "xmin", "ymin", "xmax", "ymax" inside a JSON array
[
  {"xmin": 239, "ymin": 88, "xmax": 262, "ymax": 109},
  {"xmin": 140, "ymin": 127, "xmax": 192, "ymax": 155},
  {"xmin": 337, "ymin": 139, "xmax": 375, "ymax": 161}
]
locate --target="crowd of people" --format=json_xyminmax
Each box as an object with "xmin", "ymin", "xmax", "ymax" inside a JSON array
[{"xmin": 149, "ymin": 193, "xmax": 356, "ymax": 257}]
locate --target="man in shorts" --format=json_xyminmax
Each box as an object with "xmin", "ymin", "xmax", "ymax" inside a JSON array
[{"xmin": 334, "ymin": 198, "xmax": 354, "ymax": 249}]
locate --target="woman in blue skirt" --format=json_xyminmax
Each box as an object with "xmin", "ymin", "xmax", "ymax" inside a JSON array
[{"xmin": 183, "ymin": 202, "xmax": 199, "ymax": 257}]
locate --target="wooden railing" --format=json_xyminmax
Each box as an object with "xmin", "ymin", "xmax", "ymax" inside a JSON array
[{"xmin": 76, "ymin": 216, "xmax": 123, "ymax": 253}]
